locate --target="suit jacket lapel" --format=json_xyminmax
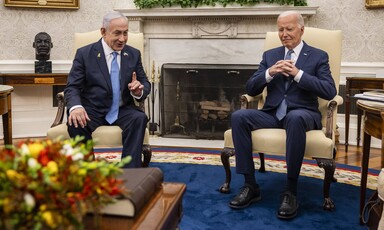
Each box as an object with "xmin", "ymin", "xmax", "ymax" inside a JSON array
[
  {"xmin": 94, "ymin": 39, "xmax": 112, "ymax": 90},
  {"xmin": 120, "ymin": 47, "xmax": 131, "ymax": 92},
  {"xmin": 295, "ymin": 42, "xmax": 310, "ymax": 70}
]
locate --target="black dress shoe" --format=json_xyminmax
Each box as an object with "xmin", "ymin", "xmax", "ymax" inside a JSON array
[
  {"xmin": 277, "ymin": 191, "xmax": 298, "ymax": 220},
  {"xmin": 229, "ymin": 184, "xmax": 261, "ymax": 209}
]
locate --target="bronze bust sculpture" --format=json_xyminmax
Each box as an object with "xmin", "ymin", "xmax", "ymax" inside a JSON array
[
  {"xmin": 33, "ymin": 32, "xmax": 53, "ymax": 61},
  {"xmin": 33, "ymin": 32, "xmax": 53, "ymax": 73}
]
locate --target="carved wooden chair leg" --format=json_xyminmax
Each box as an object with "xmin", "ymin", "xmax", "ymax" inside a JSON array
[
  {"xmin": 258, "ymin": 152, "xmax": 266, "ymax": 173},
  {"xmin": 219, "ymin": 147, "xmax": 235, "ymax": 193},
  {"xmin": 141, "ymin": 144, "xmax": 152, "ymax": 167},
  {"xmin": 315, "ymin": 158, "xmax": 336, "ymax": 211}
]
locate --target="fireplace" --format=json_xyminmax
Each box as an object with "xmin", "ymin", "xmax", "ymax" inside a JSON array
[{"xmin": 160, "ymin": 63, "xmax": 258, "ymax": 139}]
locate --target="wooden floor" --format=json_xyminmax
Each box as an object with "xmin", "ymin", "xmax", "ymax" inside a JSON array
[
  {"xmin": 1, "ymin": 138, "xmax": 382, "ymax": 170},
  {"xmin": 336, "ymin": 143, "xmax": 382, "ymax": 170}
]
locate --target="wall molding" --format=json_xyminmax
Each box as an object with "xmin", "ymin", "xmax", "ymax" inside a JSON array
[{"xmin": 2, "ymin": 60, "xmax": 384, "ymax": 77}]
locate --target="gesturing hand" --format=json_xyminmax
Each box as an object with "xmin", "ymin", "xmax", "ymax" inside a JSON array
[{"xmin": 128, "ymin": 72, "xmax": 144, "ymax": 97}]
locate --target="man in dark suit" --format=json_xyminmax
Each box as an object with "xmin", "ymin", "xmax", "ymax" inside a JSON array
[
  {"xmin": 64, "ymin": 11, "xmax": 151, "ymax": 168},
  {"xmin": 228, "ymin": 11, "xmax": 337, "ymax": 219}
]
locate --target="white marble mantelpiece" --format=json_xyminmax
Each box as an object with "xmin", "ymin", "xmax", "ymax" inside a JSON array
[
  {"xmin": 114, "ymin": 5, "xmax": 319, "ymax": 35},
  {"xmin": 114, "ymin": 6, "xmax": 318, "ymax": 18},
  {"xmin": 113, "ymin": 5, "xmax": 319, "ymax": 64}
]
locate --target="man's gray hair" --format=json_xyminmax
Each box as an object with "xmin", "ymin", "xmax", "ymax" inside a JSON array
[
  {"xmin": 278, "ymin": 10, "xmax": 304, "ymax": 28},
  {"xmin": 102, "ymin": 11, "xmax": 128, "ymax": 30}
]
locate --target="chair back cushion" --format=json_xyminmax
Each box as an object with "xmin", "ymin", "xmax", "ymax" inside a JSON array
[
  {"xmin": 261, "ymin": 27, "xmax": 342, "ymax": 128},
  {"xmin": 72, "ymin": 30, "xmax": 144, "ymax": 58}
]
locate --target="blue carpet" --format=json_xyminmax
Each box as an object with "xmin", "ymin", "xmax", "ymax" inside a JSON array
[{"xmin": 150, "ymin": 162, "xmax": 373, "ymax": 230}]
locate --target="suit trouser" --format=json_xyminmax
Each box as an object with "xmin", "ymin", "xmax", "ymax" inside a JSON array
[
  {"xmin": 231, "ymin": 108, "xmax": 318, "ymax": 180},
  {"xmin": 67, "ymin": 106, "xmax": 148, "ymax": 168}
]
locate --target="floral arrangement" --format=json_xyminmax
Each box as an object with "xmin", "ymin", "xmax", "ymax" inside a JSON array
[{"xmin": 0, "ymin": 137, "xmax": 131, "ymax": 229}]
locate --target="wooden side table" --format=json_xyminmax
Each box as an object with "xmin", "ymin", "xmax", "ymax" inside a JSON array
[
  {"xmin": 0, "ymin": 85, "xmax": 14, "ymax": 145},
  {"xmin": 0, "ymin": 73, "xmax": 67, "ymax": 86},
  {"xmin": 357, "ymin": 100, "xmax": 384, "ymax": 224},
  {"xmin": 84, "ymin": 182, "xmax": 186, "ymax": 229},
  {"xmin": 345, "ymin": 77, "xmax": 384, "ymax": 152}
]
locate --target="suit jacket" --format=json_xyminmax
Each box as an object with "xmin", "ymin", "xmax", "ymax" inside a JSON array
[
  {"xmin": 64, "ymin": 39, "xmax": 151, "ymax": 118},
  {"xmin": 246, "ymin": 41, "xmax": 337, "ymax": 128}
]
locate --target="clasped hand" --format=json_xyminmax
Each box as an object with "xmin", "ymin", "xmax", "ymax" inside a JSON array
[{"xmin": 269, "ymin": 60, "xmax": 299, "ymax": 78}]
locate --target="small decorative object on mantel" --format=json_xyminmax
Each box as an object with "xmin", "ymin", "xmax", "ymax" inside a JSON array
[
  {"xmin": 33, "ymin": 32, "xmax": 53, "ymax": 73},
  {"xmin": 134, "ymin": 0, "xmax": 307, "ymax": 9},
  {"xmin": 0, "ymin": 137, "xmax": 131, "ymax": 229}
]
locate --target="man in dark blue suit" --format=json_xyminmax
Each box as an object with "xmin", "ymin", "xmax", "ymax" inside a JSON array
[
  {"xmin": 64, "ymin": 11, "xmax": 151, "ymax": 168},
  {"xmin": 229, "ymin": 11, "xmax": 337, "ymax": 219}
]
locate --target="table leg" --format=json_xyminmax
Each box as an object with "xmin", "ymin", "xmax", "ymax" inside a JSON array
[
  {"xmin": 360, "ymin": 131, "xmax": 371, "ymax": 224},
  {"xmin": 1, "ymin": 93, "xmax": 12, "ymax": 145},
  {"xmin": 357, "ymin": 108, "xmax": 362, "ymax": 147},
  {"xmin": 345, "ymin": 95, "xmax": 350, "ymax": 152}
]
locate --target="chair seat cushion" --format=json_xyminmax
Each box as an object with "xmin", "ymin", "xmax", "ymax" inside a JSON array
[
  {"xmin": 224, "ymin": 128, "xmax": 334, "ymax": 159},
  {"xmin": 47, "ymin": 124, "xmax": 150, "ymax": 147}
]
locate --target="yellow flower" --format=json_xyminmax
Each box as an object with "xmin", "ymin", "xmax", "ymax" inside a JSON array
[
  {"xmin": 28, "ymin": 142, "xmax": 44, "ymax": 158},
  {"xmin": 6, "ymin": 169, "xmax": 18, "ymax": 181},
  {"xmin": 2, "ymin": 198, "xmax": 12, "ymax": 214},
  {"xmin": 78, "ymin": 168, "xmax": 87, "ymax": 176},
  {"xmin": 42, "ymin": 211, "xmax": 58, "ymax": 228},
  {"xmin": 40, "ymin": 204, "xmax": 48, "ymax": 211},
  {"xmin": 46, "ymin": 161, "xmax": 59, "ymax": 174}
]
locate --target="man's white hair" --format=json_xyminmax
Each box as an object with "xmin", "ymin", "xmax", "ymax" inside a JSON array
[
  {"xmin": 278, "ymin": 10, "xmax": 304, "ymax": 28},
  {"xmin": 102, "ymin": 11, "xmax": 128, "ymax": 30}
]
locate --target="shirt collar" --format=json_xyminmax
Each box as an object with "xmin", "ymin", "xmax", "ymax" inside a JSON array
[{"xmin": 285, "ymin": 40, "xmax": 304, "ymax": 56}]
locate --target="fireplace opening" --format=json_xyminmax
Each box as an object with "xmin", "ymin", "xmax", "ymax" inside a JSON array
[{"xmin": 160, "ymin": 63, "xmax": 259, "ymax": 140}]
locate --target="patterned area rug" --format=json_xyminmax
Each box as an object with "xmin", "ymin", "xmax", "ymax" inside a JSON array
[{"xmin": 94, "ymin": 146, "xmax": 380, "ymax": 190}]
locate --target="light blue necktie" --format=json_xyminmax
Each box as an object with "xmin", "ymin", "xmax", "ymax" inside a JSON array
[
  {"xmin": 106, "ymin": 51, "xmax": 120, "ymax": 124},
  {"xmin": 276, "ymin": 49, "xmax": 294, "ymax": 121}
]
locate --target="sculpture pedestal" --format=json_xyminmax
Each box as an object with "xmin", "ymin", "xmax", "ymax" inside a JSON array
[{"xmin": 35, "ymin": 61, "xmax": 52, "ymax": 73}]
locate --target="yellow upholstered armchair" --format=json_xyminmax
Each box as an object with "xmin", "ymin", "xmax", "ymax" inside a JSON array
[
  {"xmin": 46, "ymin": 30, "xmax": 151, "ymax": 167},
  {"xmin": 219, "ymin": 27, "xmax": 343, "ymax": 210}
]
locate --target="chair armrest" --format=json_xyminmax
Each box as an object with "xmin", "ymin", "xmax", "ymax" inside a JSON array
[
  {"xmin": 324, "ymin": 94, "xmax": 343, "ymax": 139},
  {"xmin": 50, "ymin": 92, "xmax": 147, "ymax": 128},
  {"xmin": 135, "ymin": 99, "xmax": 146, "ymax": 112},
  {"xmin": 327, "ymin": 95, "xmax": 343, "ymax": 107},
  {"xmin": 240, "ymin": 94, "xmax": 263, "ymax": 109},
  {"xmin": 51, "ymin": 92, "xmax": 65, "ymax": 128}
]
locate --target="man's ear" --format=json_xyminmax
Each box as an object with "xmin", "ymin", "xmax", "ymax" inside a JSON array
[
  {"xmin": 32, "ymin": 42, "xmax": 36, "ymax": 48},
  {"xmin": 100, "ymin": 28, "xmax": 106, "ymax": 37}
]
